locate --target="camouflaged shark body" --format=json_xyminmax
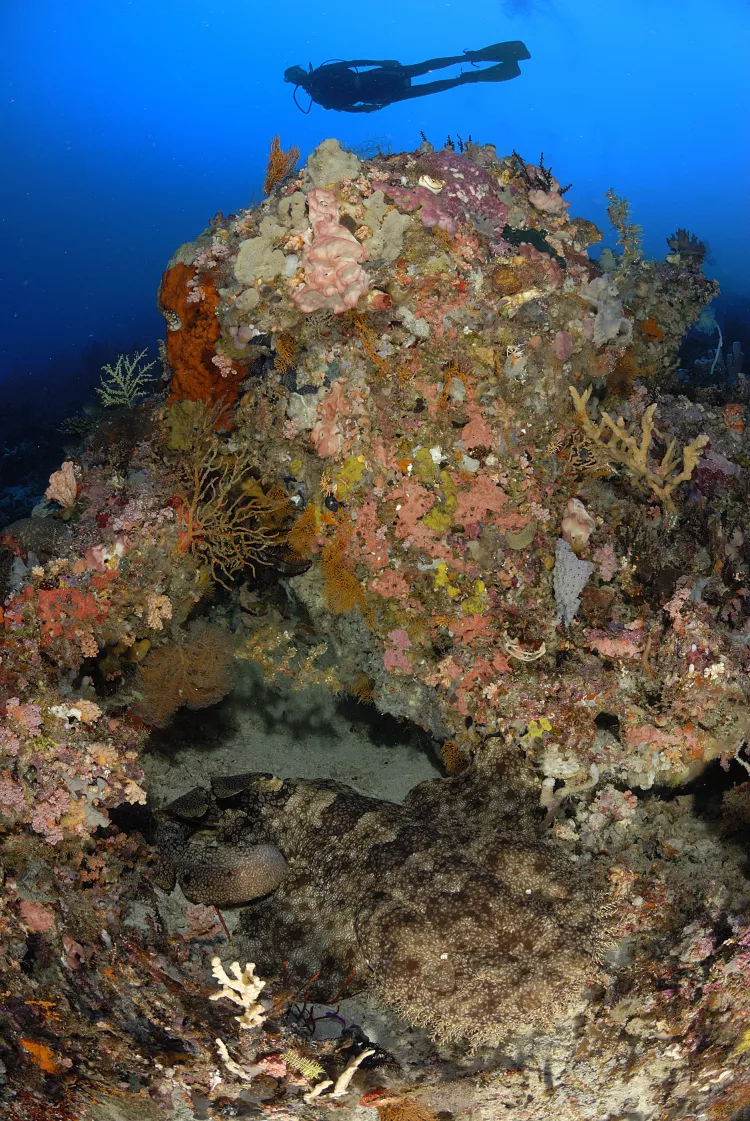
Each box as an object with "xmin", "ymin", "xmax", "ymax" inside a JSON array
[
  {"xmin": 155, "ymin": 746, "xmax": 608, "ymax": 1046},
  {"xmin": 154, "ymin": 816, "xmax": 288, "ymax": 908}
]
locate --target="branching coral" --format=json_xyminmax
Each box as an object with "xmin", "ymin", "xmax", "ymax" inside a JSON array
[
  {"xmin": 569, "ymin": 384, "xmax": 708, "ymax": 507},
  {"xmin": 96, "ymin": 349, "xmax": 157, "ymax": 408},
  {"xmin": 210, "ymin": 957, "xmax": 267, "ymax": 1029},
  {"xmin": 170, "ymin": 400, "xmax": 283, "ymax": 587},
  {"xmin": 666, "ymin": 227, "xmax": 706, "ymax": 267},
  {"xmin": 509, "ymin": 149, "xmax": 572, "ymax": 196},
  {"xmin": 605, "ymin": 188, "xmax": 643, "ymax": 268},
  {"xmin": 263, "ymin": 135, "xmax": 300, "ymax": 196}
]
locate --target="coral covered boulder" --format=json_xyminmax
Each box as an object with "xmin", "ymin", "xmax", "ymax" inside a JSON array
[
  {"xmin": 158, "ymin": 135, "xmax": 741, "ymax": 791},
  {"xmin": 2, "ymin": 134, "xmax": 750, "ymax": 1121}
]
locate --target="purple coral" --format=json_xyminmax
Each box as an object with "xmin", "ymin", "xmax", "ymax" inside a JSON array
[
  {"xmin": 420, "ymin": 150, "xmax": 510, "ymax": 248},
  {"xmin": 373, "ymin": 183, "xmax": 458, "ymax": 234},
  {"xmin": 376, "ymin": 150, "xmax": 512, "ymax": 252}
]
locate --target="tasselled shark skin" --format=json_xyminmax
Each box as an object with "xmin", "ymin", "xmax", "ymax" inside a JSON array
[{"xmin": 154, "ymin": 751, "xmax": 611, "ymax": 1048}]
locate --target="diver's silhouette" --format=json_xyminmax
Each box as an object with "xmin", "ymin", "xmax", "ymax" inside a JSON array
[{"xmin": 285, "ymin": 42, "xmax": 530, "ymax": 114}]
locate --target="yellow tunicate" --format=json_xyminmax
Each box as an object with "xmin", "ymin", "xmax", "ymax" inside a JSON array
[
  {"xmin": 435, "ymin": 562, "xmax": 460, "ymax": 598},
  {"xmin": 524, "ymin": 717, "xmax": 553, "ymax": 742},
  {"xmin": 422, "ymin": 469, "xmax": 457, "ymax": 531},
  {"xmin": 413, "ymin": 447, "xmax": 439, "ymax": 484},
  {"xmin": 434, "ymin": 562, "xmax": 451, "ymax": 589},
  {"xmin": 423, "ymin": 505, "xmax": 453, "ymax": 532},
  {"xmin": 335, "ymin": 455, "xmax": 367, "ymax": 498},
  {"xmin": 461, "ymin": 579, "xmax": 487, "ymax": 615}
]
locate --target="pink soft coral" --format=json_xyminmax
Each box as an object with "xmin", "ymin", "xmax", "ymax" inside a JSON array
[
  {"xmin": 0, "ymin": 773, "xmax": 26, "ymax": 813},
  {"xmin": 18, "ymin": 900, "xmax": 56, "ymax": 933},
  {"xmin": 31, "ymin": 787, "xmax": 70, "ymax": 845},
  {"xmin": 310, "ymin": 379, "xmax": 347, "ymax": 457},
  {"xmin": 6, "ymin": 698, "xmax": 43, "ymax": 735},
  {"xmin": 454, "ymin": 474, "xmax": 509, "ymax": 525},
  {"xmin": 293, "ymin": 189, "xmax": 369, "ymax": 314},
  {"xmin": 383, "ymin": 628, "xmax": 413, "ymax": 672}
]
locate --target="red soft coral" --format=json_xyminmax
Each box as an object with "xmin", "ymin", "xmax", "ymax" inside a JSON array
[{"xmin": 36, "ymin": 586, "xmax": 106, "ymax": 645}]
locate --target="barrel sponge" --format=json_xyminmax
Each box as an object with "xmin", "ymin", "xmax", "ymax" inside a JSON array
[
  {"xmin": 234, "ymin": 217, "xmax": 287, "ymax": 286},
  {"xmin": 303, "ymin": 137, "xmax": 360, "ymax": 189}
]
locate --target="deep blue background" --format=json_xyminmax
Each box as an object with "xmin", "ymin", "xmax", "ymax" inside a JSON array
[{"xmin": 1, "ymin": 0, "xmax": 748, "ymax": 411}]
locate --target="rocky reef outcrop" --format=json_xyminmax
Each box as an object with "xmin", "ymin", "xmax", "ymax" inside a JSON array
[{"xmin": 1, "ymin": 135, "xmax": 750, "ymax": 1120}]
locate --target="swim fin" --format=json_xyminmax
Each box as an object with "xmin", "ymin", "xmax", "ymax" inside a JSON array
[
  {"xmin": 465, "ymin": 40, "xmax": 531, "ymax": 64},
  {"xmin": 458, "ymin": 59, "xmax": 523, "ymax": 84}
]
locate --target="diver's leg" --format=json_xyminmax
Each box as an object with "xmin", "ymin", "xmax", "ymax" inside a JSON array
[
  {"xmin": 400, "ymin": 54, "xmax": 474, "ymax": 78},
  {"xmin": 391, "ymin": 61, "xmax": 522, "ymax": 101},
  {"xmin": 402, "ymin": 41, "xmax": 529, "ymax": 79}
]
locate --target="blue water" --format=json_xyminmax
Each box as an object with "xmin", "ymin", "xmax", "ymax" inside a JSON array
[{"xmin": 1, "ymin": 0, "xmax": 748, "ymax": 402}]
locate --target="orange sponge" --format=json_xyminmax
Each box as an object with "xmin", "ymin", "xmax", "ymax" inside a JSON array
[{"xmin": 159, "ymin": 262, "xmax": 242, "ymax": 408}]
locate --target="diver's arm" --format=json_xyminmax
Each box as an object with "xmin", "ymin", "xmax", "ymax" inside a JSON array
[
  {"xmin": 342, "ymin": 101, "xmax": 386, "ymax": 112},
  {"xmin": 336, "ymin": 59, "xmax": 401, "ymax": 69}
]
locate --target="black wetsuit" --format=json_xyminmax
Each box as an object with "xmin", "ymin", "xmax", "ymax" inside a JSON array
[{"xmin": 285, "ymin": 43, "xmax": 530, "ymax": 113}]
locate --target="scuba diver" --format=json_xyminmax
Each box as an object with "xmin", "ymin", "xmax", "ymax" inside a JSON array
[{"xmin": 284, "ymin": 42, "xmax": 530, "ymax": 114}]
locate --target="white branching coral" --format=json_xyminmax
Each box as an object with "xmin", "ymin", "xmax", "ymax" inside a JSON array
[
  {"xmin": 302, "ymin": 1048, "xmax": 375, "ymax": 1103},
  {"xmin": 209, "ymin": 957, "xmax": 267, "ymax": 1029},
  {"xmin": 214, "ymin": 1037, "xmax": 253, "ymax": 1082},
  {"xmin": 96, "ymin": 348, "xmax": 158, "ymax": 408}
]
